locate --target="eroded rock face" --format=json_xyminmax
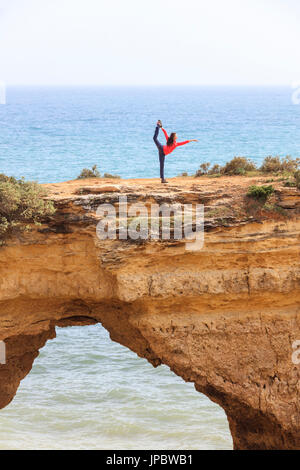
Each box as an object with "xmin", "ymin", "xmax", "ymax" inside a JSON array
[{"xmin": 0, "ymin": 177, "xmax": 299, "ymax": 450}]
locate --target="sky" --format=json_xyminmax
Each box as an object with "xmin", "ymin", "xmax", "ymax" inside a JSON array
[{"xmin": 0, "ymin": 0, "xmax": 300, "ymax": 86}]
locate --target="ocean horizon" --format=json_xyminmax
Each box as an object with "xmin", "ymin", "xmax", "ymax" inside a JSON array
[{"xmin": 1, "ymin": 86, "xmax": 300, "ymax": 183}]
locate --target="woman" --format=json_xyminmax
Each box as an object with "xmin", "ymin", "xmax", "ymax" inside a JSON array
[{"xmin": 153, "ymin": 120, "xmax": 198, "ymax": 183}]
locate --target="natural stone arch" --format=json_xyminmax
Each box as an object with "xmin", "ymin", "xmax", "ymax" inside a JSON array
[
  {"xmin": 0, "ymin": 308, "xmax": 234, "ymax": 445},
  {"xmin": 1, "ymin": 296, "xmax": 300, "ymax": 450}
]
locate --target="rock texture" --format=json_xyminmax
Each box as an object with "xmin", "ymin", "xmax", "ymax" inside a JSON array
[{"xmin": 0, "ymin": 176, "xmax": 299, "ymax": 450}]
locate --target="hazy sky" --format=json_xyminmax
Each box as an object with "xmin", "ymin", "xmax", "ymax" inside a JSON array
[{"xmin": 0, "ymin": 0, "xmax": 300, "ymax": 86}]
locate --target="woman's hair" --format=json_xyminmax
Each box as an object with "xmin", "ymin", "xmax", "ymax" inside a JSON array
[{"xmin": 167, "ymin": 133, "xmax": 176, "ymax": 146}]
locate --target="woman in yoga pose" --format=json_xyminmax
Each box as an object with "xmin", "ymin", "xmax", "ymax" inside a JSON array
[{"xmin": 153, "ymin": 121, "xmax": 198, "ymax": 183}]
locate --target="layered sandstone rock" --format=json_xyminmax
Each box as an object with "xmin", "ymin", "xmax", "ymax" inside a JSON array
[{"xmin": 0, "ymin": 176, "xmax": 299, "ymax": 450}]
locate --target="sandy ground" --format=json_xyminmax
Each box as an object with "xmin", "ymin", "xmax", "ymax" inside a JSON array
[{"xmin": 42, "ymin": 175, "xmax": 279, "ymax": 199}]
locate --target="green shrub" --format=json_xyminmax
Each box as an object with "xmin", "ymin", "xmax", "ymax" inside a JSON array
[
  {"xmin": 77, "ymin": 165, "xmax": 101, "ymax": 179},
  {"xmin": 263, "ymin": 203, "xmax": 287, "ymax": 216},
  {"xmin": 260, "ymin": 156, "xmax": 300, "ymax": 173},
  {"xmin": 0, "ymin": 174, "xmax": 55, "ymax": 241},
  {"xmin": 281, "ymin": 156, "xmax": 300, "ymax": 172},
  {"xmin": 247, "ymin": 185, "xmax": 275, "ymax": 203},
  {"xmin": 222, "ymin": 157, "xmax": 257, "ymax": 175},
  {"xmin": 103, "ymin": 173, "xmax": 121, "ymax": 179},
  {"xmin": 208, "ymin": 164, "xmax": 221, "ymax": 175},
  {"xmin": 235, "ymin": 167, "xmax": 246, "ymax": 176},
  {"xmin": 260, "ymin": 156, "xmax": 282, "ymax": 173},
  {"xmin": 195, "ymin": 163, "xmax": 211, "ymax": 177},
  {"xmin": 284, "ymin": 180, "xmax": 296, "ymax": 188},
  {"xmin": 294, "ymin": 170, "xmax": 300, "ymax": 189}
]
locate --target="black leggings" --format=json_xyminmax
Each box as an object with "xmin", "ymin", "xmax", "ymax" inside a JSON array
[{"xmin": 153, "ymin": 126, "xmax": 165, "ymax": 180}]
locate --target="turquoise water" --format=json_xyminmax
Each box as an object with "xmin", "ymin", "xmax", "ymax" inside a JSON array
[
  {"xmin": 0, "ymin": 86, "xmax": 300, "ymax": 182},
  {"xmin": 0, "ymin": 86, "xmax": 298, "ymax": 450},
  {"xmin": 0, "ymin": 326, "xmax": 232, "ymax": 450}
]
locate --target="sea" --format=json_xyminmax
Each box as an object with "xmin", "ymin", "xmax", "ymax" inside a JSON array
[{"xmin": 0, "ymin": 86, "xmax": 299, "ymax": 450}]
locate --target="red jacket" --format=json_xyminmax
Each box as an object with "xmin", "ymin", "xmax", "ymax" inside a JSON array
[{"xmin": 162, "ymin": 128, "xmax": 191, "ymax": 156}]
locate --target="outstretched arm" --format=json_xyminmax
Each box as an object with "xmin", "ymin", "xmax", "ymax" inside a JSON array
[
  {"xmin": 162, "ymin": 128, "xmax": 169, "ymax": 142},
  {"xmin": 176, "ymin": 139, "xmax": 198, "ymax": 147}
]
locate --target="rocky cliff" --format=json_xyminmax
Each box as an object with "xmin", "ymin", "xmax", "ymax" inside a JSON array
[{"xmin": 0, "ymin": 176, "xmax": 299, "ymax": 450}]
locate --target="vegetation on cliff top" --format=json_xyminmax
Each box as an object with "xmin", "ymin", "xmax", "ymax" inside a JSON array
[
  {"xmin": 0, "ymin": 174, "xmax": 55, "ymax": 242},
  {"xmin": 77, "ymin": 165, "xmax": 101, "ymax": 179},
  {"xmin": 194, "ymin": 155, "xmax": 300, "ymax": 179},
  {"xmin": 247, "ymin": 185, "xmax": 275, "ymax": 202},
  {"xmin": 77, "ymin": 165, "xmax": 120, "ymax": 180}
]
